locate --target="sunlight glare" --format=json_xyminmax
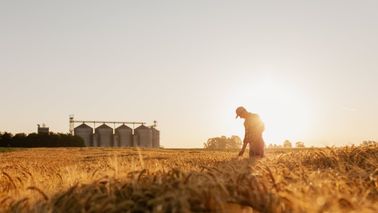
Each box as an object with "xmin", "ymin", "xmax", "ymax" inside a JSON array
[{"xmin": 228, "ymin": 79, "xmax": 314, "ymax": 145}]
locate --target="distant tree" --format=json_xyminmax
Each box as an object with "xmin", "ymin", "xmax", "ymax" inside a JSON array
[
  {"xmin": 230, "ymin": 135, "xmax": 242, "ymax": 148},
  {"xmin": 11, "ymin": 133, "xmax": 27, "ymax": 147},
  {"xmin": 204, "ymin": 135, "xmax": 242, "ymax": 149},
  {"xmin": 283, "ymin": 140, "xmax": 292, "ymax": 148},
  {"xmin": 295, "ymin": 141, "xmax": 305, "ymax": 148},
  {"xmin": 59, "ymin": 133, "xmax": 85, "ymax": 147},
  {"xmin": 0, "ymin": 132, "xmax": 13, "ymax": 147},
  {"xmin": 3, "ymin": 132, "xmax": 84, "ymax": 147},
  {"xmin": 361, "ymin": 140, "xmax": 377, "ymax": 146}
]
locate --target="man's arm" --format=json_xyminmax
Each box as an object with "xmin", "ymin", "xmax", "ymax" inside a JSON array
[{"xmin": 238, "ymin": 141, "xmax": 248, "ymax": 156}]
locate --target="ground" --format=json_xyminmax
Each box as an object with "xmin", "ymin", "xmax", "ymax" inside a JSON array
[
  {"xmin": 0, "ymin": 146, "xmax": 377, "ymax": 212},
  {"xmin": 0, "ymin": 148, "xmax": 16, "ymax": 153}
]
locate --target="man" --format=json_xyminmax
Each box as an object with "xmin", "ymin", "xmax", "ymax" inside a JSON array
[{"xmin": 236, "ymin": 106, "xmax": 265, "ymax": 158}]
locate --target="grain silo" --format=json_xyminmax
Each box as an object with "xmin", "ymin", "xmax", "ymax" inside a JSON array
[
  {"xmin": 134, "ymin": 125, "xmax": 152, "ymax": 147},
  {"xmin": 151, "ymin": 127, "xmax": 160, "ymax": 148},
  {"xmin": 115, "ymin": 124, "xmax": 133, "ymax": 147},
  {"xmin": 95, "ymin": 124, "xmax": 113, "ymax": 147},
  {"xmin": 74, "ymin": 123, "xmax": 93, "ymax": 146}
]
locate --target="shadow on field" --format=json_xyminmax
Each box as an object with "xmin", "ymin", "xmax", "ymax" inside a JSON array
[
  {"xmin": 6, "ymin": 158, "xmax": 281, "ymax": 213},
  {"xmin": 6, "ymin": 145, "xmax": 378, "ymax": 212}
]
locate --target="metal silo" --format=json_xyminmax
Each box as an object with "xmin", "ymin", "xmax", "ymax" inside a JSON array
[
  {"xmin": 115, "ymin": 124, "xmax": 133, "ymax": 147},
  {"xmin": 74, "ymin": 123, "xmax": 93, "ymax": 146},
  {"xmin": 95, "ymin": 124, "xmax": 113, "ymax": 147},
  {"xmin": 134, "ymin": 125, "xmax": 152, "ymax": 147},
  {"xmin": 151, "ymin": 127, "xmax": 160, "ymax": 148}
]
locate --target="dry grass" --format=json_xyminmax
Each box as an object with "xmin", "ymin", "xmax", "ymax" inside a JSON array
[{"xmin": 0, "ymin": 145, "xmax": 377, "ymax": 212}]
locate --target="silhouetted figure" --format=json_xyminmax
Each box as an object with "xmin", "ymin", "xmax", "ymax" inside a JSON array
[{"xmin": 236, "ymin": 106, "xmax": 265, "ymax": 158}]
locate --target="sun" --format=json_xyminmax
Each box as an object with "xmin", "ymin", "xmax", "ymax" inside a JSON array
[{"xmin": 228, "ymin": 80, "xmax": 314, "ymax": 145}]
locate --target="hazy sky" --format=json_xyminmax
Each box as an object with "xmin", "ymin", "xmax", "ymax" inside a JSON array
[{"xmin": 1, "ymin": 0, "xmax": 377, "ymax": 148}]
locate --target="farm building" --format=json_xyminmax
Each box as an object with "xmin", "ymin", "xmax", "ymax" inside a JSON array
[
  {"xmin": 95, "ymin": 124, "xmax": 113, "ymax": 147},
  {"xmin": 115, "ymin": 124, "xmax": 133, "ymax": 147},
  {"xmin": 134, "ymin": 125, "xmax": 153, "ymax": 148},
  {"xmin": 152, "ymin": 127, "xmax": 160, "ymax": 148},
  {"xmin": 74, "ymin": 124, "xmax": 93, "ymax": 146},
  {"xmin": 71, "ymin": 118, "xmax": 160, "ymax": 148}
]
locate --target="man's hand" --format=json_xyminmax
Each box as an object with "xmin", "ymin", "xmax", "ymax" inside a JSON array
[{"xmin": 238, "ymin": 141, "xmax": 248, "ymax": 157}]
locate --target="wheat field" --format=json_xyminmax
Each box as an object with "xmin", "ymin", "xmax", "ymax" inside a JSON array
[{"xmin": 0, "ymin": 145, "xmax": 377, "ymax": 213}]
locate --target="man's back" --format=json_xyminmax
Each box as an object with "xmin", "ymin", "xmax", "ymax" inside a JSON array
[{"xmin": 244, "ymin": 113, "xmax": 265, "ymax": 138}]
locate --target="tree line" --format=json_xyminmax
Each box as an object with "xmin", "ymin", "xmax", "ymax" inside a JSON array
[
  {"xmin": 204, "ymin": 137, "xmax": 306, "ymax": 150},
  {"xmin": 204, "ymin": 136, "xmax": 242, "ymax": 149},
  {"xmin": 204, "ymin": 137, "xmax": 377, "ymax": 150},
  {"xmin": 0, "ymin": 132, "xmax": 84, "ymax": 147},
  {"xmin": 267, "ymin": 140, "xmax": 305, "ymax": 149}
]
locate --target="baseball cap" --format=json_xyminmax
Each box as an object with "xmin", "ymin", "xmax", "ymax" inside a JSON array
[{"xmin": 235, "ymin": 106, "xmax": 247, "ymax": 118}]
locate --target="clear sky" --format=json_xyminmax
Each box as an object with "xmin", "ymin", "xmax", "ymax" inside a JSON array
[{"xmin": 1, "ymin": 0, "xmax": 377, "ymax": 148}]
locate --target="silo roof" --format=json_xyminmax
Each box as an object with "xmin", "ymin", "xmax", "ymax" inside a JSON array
[
  {"xmin": 116, "ymin": 124, "xmax": 132, "ymax": 130},
  {"xmin": 74, "ymin": 123, "xmax": 93, "ymax": 130},
  {"xmin": 96, "ymin": 124, "xmax": 112, "ymax": 129},
  {"xmin": 135, "ymin": 125, "xmax": 150, "ymax": 130}
]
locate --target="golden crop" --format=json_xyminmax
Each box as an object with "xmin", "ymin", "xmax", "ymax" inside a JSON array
[{"xmin": 0, "ymin": 145, "xmax": 377, "ymax": 212}]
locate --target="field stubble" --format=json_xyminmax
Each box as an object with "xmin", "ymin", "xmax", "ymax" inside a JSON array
[{"xmin": 0, "ymin": 145, "xmax": 377, "ymax": 212}]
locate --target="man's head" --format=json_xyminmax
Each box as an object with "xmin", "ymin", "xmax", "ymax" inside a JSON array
[{"xmin": 235, "ymin": 106, "xmax": 248, "ymax": 119}]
